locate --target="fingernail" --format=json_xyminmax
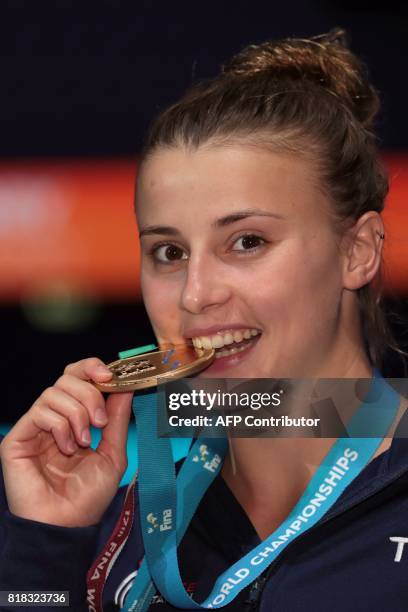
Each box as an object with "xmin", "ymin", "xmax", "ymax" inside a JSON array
[
  {"xmin": 81, "ymin": 428, "xmax": 91, "ymax": 444},
  {"xmin": 67, "ymin": 439, "xmax": 76, "ymax": 453},
  {"xmin": 95, "ymin": 408, "xmax": 108, "ymax": 425},
  {"xmin": 96, "ymin": 365, "xmax": 112, "ymax": 376}
]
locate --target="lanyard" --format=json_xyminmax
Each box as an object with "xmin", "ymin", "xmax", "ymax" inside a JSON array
[
  {"xmin": 123, "ymin": 370, "xmax": 400, "ymax": 610},
  {"xmin": 86, "ymin": 472, "xmax": 137, "ymax": 611}
]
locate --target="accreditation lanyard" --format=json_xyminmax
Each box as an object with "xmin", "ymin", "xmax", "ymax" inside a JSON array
[{"xmin": 123, "ymin": 371, "xmax": 400, "ymax": 610}]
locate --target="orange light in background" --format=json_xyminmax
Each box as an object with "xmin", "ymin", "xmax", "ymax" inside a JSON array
[
  {"xmin": 382, "ymin": 155, "xmax": 408, "ymax": 293},
  {"xmin": 0, "ymin": 155, "xmax": 406, "ymax": 302},
  {"xmin": 0, "ymin": 159, "xmax": 140, "ymax": 301}
]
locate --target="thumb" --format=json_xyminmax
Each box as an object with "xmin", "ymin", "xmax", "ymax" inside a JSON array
[{"xmin": 97, "ymin": 392, "xmax": 133, "ymax": 472}]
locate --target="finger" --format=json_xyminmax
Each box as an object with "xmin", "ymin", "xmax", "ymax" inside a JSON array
[
  {"xmin": 64, "ymin": 357, "xmax": 113, "ymax": 383},
  {"xmin": 39, "ymin": 386, "xmax": 92, "ymax": 447},
  {"xmin": 54, "ymin": 374, "xmax": 108, "ymax": 429},
  {"xmin": 9, "ymin": 404, "xmax": 78, "ymax": 456},
  {"xmin": 96, "ymin": 392, "xmax": 133, "ymax": 475}
]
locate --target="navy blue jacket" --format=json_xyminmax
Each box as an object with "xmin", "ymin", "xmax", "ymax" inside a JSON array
[{"xmin": 2, "ymin": 411, "xmax": 408, "ymax": 612}]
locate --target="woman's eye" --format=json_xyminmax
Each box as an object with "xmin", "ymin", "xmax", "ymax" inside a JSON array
[
  {"xmin": 151, "ymin": 244, "xmax": 187, "ymax": 263},
  {"xmin": 149, "ymin": 234, "xmax": 265, "ymax": 264},
  {"xmin": 231, "ymin": 234, "xmax": 266, "ymax": 252}
]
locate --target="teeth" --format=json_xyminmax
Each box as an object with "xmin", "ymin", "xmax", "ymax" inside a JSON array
[
  {"xmin": 233, "ymin": 331, "xmax": 243, "ymax": 343},
  {"xmin": 191, "ymin": 327, "xmax": 260, "ymax": 350},
  {"xmin": 211, "ymin": 334, "xmax": 224, "ymax": 349},
  {"xmin": 201, "ymin": 337, "xmax": 212, "ymax": 349},
  {"xmin": 214, "ymin": 344, "xmax": 250, "ymax": 359}
]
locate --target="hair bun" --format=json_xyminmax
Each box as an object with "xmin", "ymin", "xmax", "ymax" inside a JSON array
[{"xmin": 222, "ymin": 27, "xmax": 379, "ymax": 128}]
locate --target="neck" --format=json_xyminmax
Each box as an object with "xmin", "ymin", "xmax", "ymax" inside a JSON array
[
  {"xmin": 221, "ymin": 437, "xmax": 343, "ymax": 540},
  {"xmin": 220, "ymin": 354, "xmax": 375, "ymax": 539}
]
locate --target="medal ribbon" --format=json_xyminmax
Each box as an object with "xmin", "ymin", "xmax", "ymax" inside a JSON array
[
  {"xmin": 86, "ymin": 472, "xmax": 137, "ymax": 611},
  {"xmin": 122, "ymin": 370, "xmax": 400, "ymax": 610}
]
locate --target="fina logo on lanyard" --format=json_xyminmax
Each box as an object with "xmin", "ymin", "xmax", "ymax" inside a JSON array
[
  {"xmin": 192, "ymin": 444, "xmax": 222, "ymax": 472},
  {"xmin": 146, "ymin": 510, "xmax": 173, "ymax": 534}
]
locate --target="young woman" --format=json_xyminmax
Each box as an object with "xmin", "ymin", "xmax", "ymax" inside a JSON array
[{"xmin": 1, "ymin": 28, "xmax": 408, "ymax": 611}]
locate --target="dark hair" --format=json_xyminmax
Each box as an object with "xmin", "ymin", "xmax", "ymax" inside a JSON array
[{"xmin": 139, "ymin": 27, "xmax": 406, "ymax": 371}]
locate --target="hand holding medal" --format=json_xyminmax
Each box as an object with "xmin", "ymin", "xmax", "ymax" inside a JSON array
[{"xmin": 0, "ymin": 343, "xmax": 214, "ymax": 531}]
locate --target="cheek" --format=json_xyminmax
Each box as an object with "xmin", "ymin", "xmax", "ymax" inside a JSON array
[
  {"xmin": 140, "ymin": 270, "xmax": 181, "ymax": 334},
  {"xmin": 252, "ymin": 241, "xmax": 341, "ymax": 326}
]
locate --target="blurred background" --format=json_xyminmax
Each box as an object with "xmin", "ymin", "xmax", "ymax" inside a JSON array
[{"xmin": 1, "ymin": 0, "xmax": 408, "ymax": 427}]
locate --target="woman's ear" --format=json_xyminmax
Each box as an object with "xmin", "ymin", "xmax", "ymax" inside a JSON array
[{"xmin": 341, "ymin": 211, "xmax": 385, "ymax": 290}]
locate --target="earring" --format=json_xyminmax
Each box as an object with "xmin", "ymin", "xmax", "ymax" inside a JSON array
[{"xmin": 376, "ymin": 231, "xmax": 385, "ymax": 240}]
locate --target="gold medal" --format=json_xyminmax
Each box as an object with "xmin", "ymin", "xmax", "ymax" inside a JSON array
[{"xmin": 93, "ymin": 345, "xmax": 215, "ymax": 392}]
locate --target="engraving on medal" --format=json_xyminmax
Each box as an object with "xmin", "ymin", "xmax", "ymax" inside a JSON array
[{"xmin": 113, "ymin": 359, "xmax": 157, "ymax": 378}]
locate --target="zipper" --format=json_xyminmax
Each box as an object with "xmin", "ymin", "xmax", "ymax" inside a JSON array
[
  {"xmin": 243, "ymin": 466, "xmax": 408, "ymax": 611},
  {"xmin": 244, "ymin": 573, "xmax": 270, "ymax": 609}
]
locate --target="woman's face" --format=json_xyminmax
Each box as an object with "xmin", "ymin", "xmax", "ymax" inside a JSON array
[{"xmin": 136, "ymin": 145, "xmax": 348, "ymax": 378}]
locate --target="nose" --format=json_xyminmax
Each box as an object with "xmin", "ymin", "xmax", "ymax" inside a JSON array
[{"xmin": 180, "ymin": 253, "xmax": 232, "ymax": 314}]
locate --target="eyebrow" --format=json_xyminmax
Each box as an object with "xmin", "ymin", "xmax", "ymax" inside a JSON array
[{"xmin": 138, "ymin": 209, "xmax": 286, "ymax": 238}]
